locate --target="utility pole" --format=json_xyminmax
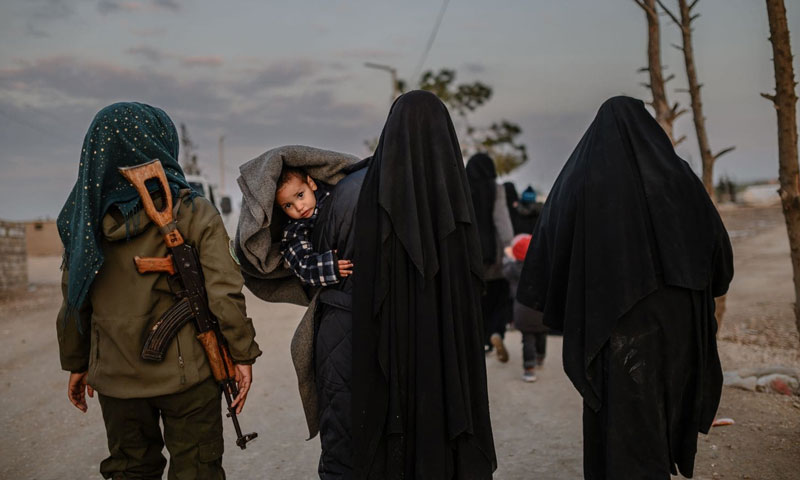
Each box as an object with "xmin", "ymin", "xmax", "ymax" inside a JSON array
[
  {"xmin": 365, "ymin": 62, "xmax": 400, "ymax": 104},
  {"xmin": 218, "ymin": 135, "xmax": 225, "ymax": 194}
]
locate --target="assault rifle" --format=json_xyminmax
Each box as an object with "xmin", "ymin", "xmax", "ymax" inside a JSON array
[{"xmin": 118, "ymin": 159, "xmax": 257, "ymax": 450}]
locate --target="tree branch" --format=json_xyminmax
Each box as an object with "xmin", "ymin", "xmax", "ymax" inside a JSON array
[
  {"xmin": 634, "ymin": 0, "xmax": 657, "ymax": 16},
  {"xmin": 675, "ymin": 135, "xmax": 687, "ymax": 146},
  {"xmin": 656, "ymin": 0, "xmax": 681, "ymax": 26},
  {"xmin": 761, "ymin": 92, "xmax": 777, "ymax": 103},
  {"xmin": 689, "ymin": 0, "xmax": 700, "ymax": 11},
  {"xmin": 671, "ymin": 43, "xmax": 685, "ymax": 51},
  {"xmin": 637, "ymin": 66, "xmax": 650, "ymax": 73},
  {"xmin": 690, "ymin": 13, "xmax": 700, "ymax": 22},
  {"xmin": 713, "ymin": 146, "xmax": 736, "ymax": 160}
]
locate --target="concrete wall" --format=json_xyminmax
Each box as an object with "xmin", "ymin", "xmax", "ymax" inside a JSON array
[
  {"xmin": 25, "ymin": 220, "xmax": 62, "ymax": 257},
  {"xmin": 0, "ymin": 220, "xmax": 27, "ymax": 290}
]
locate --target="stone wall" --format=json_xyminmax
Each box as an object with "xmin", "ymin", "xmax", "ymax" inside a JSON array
[{"xmin": 0, "ymin": 220, "xmax": 27, "ymax": 290}]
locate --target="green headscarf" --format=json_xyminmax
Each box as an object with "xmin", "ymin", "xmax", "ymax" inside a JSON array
[{"xmin": 57, "ymin": 102, "xmax": 192, "ymax": 329}]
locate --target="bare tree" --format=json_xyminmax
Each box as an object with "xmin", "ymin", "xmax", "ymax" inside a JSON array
[
  {"xmin": 634, "ymin": 0, "xmax": 686, "ymax": 145},
  {"xmin": 657, "ymin": 0, "xmax": 735, "ymax": 197},
  {"xmin": 763, "ymin": 0, "xmax": 800, "ymax": 337}
]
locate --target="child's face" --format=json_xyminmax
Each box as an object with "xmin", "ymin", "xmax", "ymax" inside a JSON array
[{"xmin": 276, "ymin": 174, "xmax": 318, "ymax": 219}]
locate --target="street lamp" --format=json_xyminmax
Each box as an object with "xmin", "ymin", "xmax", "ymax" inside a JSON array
[{"xmin": 364, "ymin": 62, "xmax": 400, "ymax": 104}]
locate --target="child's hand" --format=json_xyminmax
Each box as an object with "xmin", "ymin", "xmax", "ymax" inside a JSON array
[{"xmin": 338, "ymin": 259, "xmax": 353, "ymax": 277}]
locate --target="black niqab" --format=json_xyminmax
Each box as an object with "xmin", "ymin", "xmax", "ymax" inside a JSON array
[
  {"xmin": 352, "ymin": 90, "xmax": 496, "ymax": 479},
  {"xmin": 466, "ymin": 153, "xmax": 498, "ymax": 264},
  {"xmin": 517, "ymin": 96, "xmax": 733, "ymax": 411},
  {"xmin": 502, "ymin": 182, "xmax": 518, "ymax": 212}
]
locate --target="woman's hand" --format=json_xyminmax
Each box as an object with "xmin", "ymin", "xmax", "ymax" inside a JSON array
[{"xmin": 338, "ymin": 259, "xmax": 354, "ymax": 277}]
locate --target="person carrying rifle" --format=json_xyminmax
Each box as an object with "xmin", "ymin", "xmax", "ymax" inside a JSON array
[{"xmin": 56, "ymin": 102, "xmax": 261, "ymax": 479}]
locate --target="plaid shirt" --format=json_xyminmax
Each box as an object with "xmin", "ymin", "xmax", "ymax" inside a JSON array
[{"xmin": 280, "ymin": 190, "xmax": 340, "ymax": 287}]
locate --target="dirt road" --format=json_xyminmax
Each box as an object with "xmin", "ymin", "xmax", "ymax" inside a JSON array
[
  {"xmin": 1, "ymin": 205, "xmax": 797, "ymax": 479},
  {"xmin": 0, "ymin": 261, "xmax": 582, "ymax": 479}
]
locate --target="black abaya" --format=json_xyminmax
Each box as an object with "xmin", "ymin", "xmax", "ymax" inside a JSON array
[
  {"xmin": 517, "ymin": 96, "xmax": 733, "ymax": 478},
  {"xmin": 352, "ymin": 90, "xmax": 496, "ymax": 479}
]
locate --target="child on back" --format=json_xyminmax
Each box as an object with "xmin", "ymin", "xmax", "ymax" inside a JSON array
[
  {"xmin": 504, "ymin": 234, "xmax": 548, "ymax": 382},
  {"xmin": 276, "ymin": 166, "xmax": 353, "ymax": 286}
]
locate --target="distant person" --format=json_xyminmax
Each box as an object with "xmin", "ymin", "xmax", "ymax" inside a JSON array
[
  {"xmin": 503, "ymin": 234, "xmax": 547, "ymax": 382},
  {"xmin": 466, "ymin": 153, "xmax": 514, "ymax": 362},
  {"xmin": 517, "ymin": 96, "xmax": 733, "ymax": 479},
  {"xmin": 503, "ymin": 181, "xmax": 522, "ymax": 229},
  {"xmin": 512, "ymin": 185, "xmax": 542, "ymax": 235},
  {"xmin": 276, "ymin": 166, "xmax": 354, "ymax": 286},
  {"xmin": 352, "ymin": 91, "xmax": 497, "ymax": 479},
  {"xmin": 57, "ymin": 102, "xmax": 261, "ymax": 479}
]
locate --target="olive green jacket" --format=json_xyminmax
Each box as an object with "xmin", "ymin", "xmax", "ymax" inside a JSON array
[{"xmin": 57, "ymin": 190, "xmax": 261, "ymax": 399}]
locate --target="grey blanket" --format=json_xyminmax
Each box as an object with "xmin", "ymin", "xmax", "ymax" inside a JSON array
[{"xmin": 235, "ymin": 145, "xmax": 360, "ymax": 438}]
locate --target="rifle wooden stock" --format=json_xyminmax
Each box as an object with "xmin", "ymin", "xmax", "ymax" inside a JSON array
[
  {"xmin": 134, "ymin": 255, "xmax": 176, "ymax": 275},
  {"xmin": 197, "ymin": 330, "xmax": 236, "ymax": 382},
  {"xmin": 118, "ymin": 159, "xmax": 184, "ymax": 248}
]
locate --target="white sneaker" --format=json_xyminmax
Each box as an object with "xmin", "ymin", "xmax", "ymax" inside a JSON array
[{"xmin": 522, "ymin": 370, "xmax": 537, "ymax": 382}]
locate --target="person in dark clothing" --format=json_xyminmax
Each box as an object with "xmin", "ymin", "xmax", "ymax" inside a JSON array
[
  {"xmin": 467, "ymin": 153, "xmax": 514, "ymax": 362},
  {"xmin": 311, "ymin": 163, "xmax": 368, "ymax": 478},
  {"xmin": 351, "ymin": 91, "xmax": 497, "ymax": 479},
  {"xmin": 503, "ymin": 234, "xmax": 547, "ymax": 382},
  {"xmin": 511, "ymin": 186, "xmax": 542, "ymax": 235},
  {"xmin": 235, "ymin": 146, "xmax": 364, "ymax": 480},
  {"xmin": 503, "ymin": 181, "xmax": 521, "ymax": 231},
  {"xmin": 516, "ymin": 96, "xmax": 733, "ymax": 479}
]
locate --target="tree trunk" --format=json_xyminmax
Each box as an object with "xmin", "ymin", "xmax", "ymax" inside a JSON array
[
  {"xmin": 658, "ymin": 0, "xmax": 735, "ymax": 330},
  {"xmin": 643, "ymin": 0, "xmax": 676, "ymax": 143},
  {"xmin": 764, "ymin": 0, "xmax": 800, "ymax": 338},
  {"xmin": 677, "ymin": 1, "xmax": 714, "ymax": 195}
]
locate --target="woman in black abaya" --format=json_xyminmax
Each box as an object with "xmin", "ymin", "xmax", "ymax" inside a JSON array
[
  {"xmin": 517, "ymin": 96, "xmax": 733, "ymax": 479},
  {"xmin": 352, "ymin": 90, "xmax": 497, "ymax": 479},
  {"xmin": 467, "ymin": 154, "xmax": 514, "ymax": 358}
]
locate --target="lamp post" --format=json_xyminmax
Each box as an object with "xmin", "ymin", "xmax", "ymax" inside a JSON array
[{"xmin": 364, "ymin": 62, "xmax": 400, "ymax": 104}]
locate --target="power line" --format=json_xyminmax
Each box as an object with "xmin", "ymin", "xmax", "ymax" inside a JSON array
[{"xmin": 412, "ymin": 0, "xmax": 451, "ymax": 82}]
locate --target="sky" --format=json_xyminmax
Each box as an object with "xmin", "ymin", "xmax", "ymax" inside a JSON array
[{"xmin": 0, "ymin": 0, "xmax": 798, "ymax": 220}]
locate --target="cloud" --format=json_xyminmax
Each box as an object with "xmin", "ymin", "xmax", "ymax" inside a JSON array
[
  {"xmin": 0, "ymin": 56, "xmax": 229, "ymax": 114},
  {"xmin": 97, "ymin": 1, "xmax": 143, "ymax": 15},
  {"xmin": 182, "ymin": 56, "xmax": 223, "ymax": 68},
  {"xmin": 126, "ymin": 45, "xmax": 166, "ymax": 63},
  {"xmin": 29, "ymin": 0, "xmax": 74, "ymax": 20},
  {"xmin": 22, "ymin": 0, "xmax": 75, "ymax": 38},
  {"xmin": 25, "ymin": 21, "xmax": 51, "ymax": 38},
  {"xmin": 236, "ymin": 60, "xmax": 320, "ymax": 95},
  {"xmin": 335, "ymin": 48, "xmax": 402, "ymax": 60},
  {"xmin": 98, "ymin": 0, "xmax": 179, "ymax": 15},
  {"xmin": 129, "ymin": 26, "xmax": 168, "ymax": 37},
  {"xmin": 125, "ymin": 46, "xmax": 222, "ymax": 68},
  {"xmin": 462, "ymin": 62, "xmax": 487, "ymax": 74},
  {"xmin": 153, "ymin": 0, "xmax": 180, "ymax": 11}
]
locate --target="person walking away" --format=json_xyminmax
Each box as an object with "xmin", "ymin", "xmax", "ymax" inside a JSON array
[
  {"xmin": 57, "ymin": 102, "xmax": 261, "ymax": 480},
  {"xmin": 466, "ymin": 153, "xmax": 514, "ymax": 362},
  {"xmin": 503, "ymin": 234, "xmax": 547, "ymax": 382},
  {"xmin": 516, "ymin": 96, "xmax": 733, "ymax": 479}
]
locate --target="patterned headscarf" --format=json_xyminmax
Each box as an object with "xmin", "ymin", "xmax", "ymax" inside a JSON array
[{"xmin": 57, "ymin": 102, "xmax": 191, "ymax": 327}]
